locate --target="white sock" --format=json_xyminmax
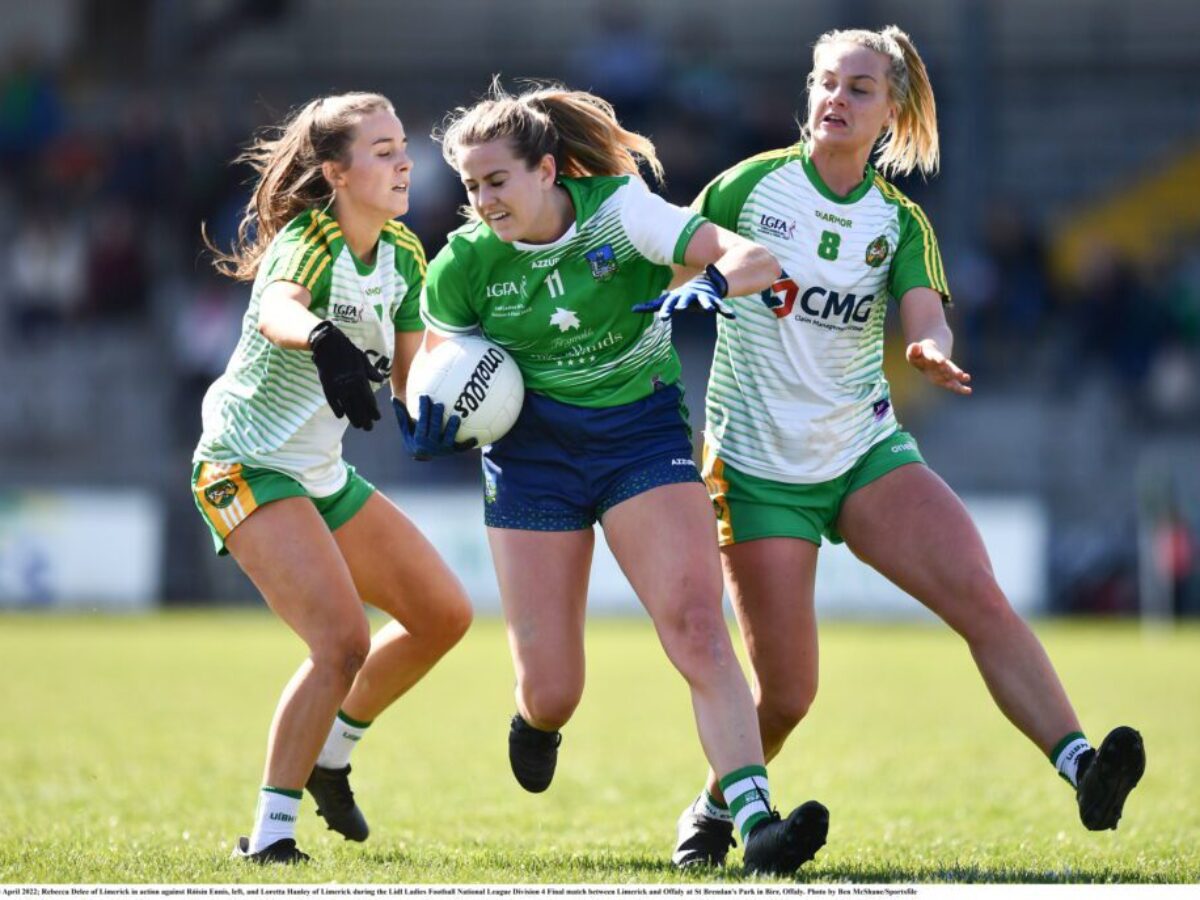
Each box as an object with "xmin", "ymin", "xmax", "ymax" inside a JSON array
[
  {"xmin": 1052, "ymin": 733, "xmax": 1093, "ymax": 787},
  {"xmin": 696, "ymin": 789, "xmax": 733, "ymax": 822},
  {"xmin": 316, "ymin": 710, "xmax": 371, "ymax": 770},
  {"xmin": 249, "ymin": 787, "xmax": 301, "ymax": 853}
]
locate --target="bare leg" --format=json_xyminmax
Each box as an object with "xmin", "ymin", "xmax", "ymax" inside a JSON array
[
  {"xmin": 702, "ymin": 537, "xmax": 820, "ymax": 803},
  {"xmin": 334, "ymin": 492, "xmax": 473, "ymax": 721},
  {"xmin": 226, "ymin": 497, "xmax": 370, "ymax": 790},
  {"xmin": 487, "ymin": 527, "xmax": 594, "ymax": 730},
  {"xmin": 837, "ymin": 464, "xmax": 1081, "ymax": 754},
  {"xmin": 602, "ymin": 482, "xmax": 764, "ymax": 776}
]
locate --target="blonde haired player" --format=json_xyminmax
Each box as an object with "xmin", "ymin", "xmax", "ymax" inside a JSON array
[
  {"xmin": 670, "ymin": 26, "xmax": 1145, "ymax": 867},
  {"xmin": 194, "ymin": 93, "xmax": 472, "ymax": 863}
]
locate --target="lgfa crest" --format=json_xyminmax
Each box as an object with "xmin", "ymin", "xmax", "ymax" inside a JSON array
[
  {"xmin": 204, "ymin": 479, "xmax": 239, "ymax": 509},
  {"xmin": 584, "ymin": 244, "xmax": 619, "ymax": 282},
  {"xmin": 865, "ymin": 236, "xmax": 890, "ymax": 268}
]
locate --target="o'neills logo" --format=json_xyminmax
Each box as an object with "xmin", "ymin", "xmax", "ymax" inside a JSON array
[{"xmin": 453, "ymin": 348, "xmax": 506, "ymax": 419}]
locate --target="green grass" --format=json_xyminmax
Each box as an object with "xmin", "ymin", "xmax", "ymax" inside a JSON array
[{"xmin": 0, "ymin": 612, "xmax": 1196, "ymax": 883}]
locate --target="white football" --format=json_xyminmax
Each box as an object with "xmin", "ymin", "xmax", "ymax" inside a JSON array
[{"xmin": 405, "ymin": 334, "xmax": 524, "ymax": 446}]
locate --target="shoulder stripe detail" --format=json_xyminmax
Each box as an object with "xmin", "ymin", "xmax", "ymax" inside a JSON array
[
  {"xmin": 280, "ymin": 215, "xmax": 324, "ymax": 282},
  {"xmin": 385, "ymin": 226, "xmax": 428, "ymax": 275},
  {"xmin": 873, "ymin": 175, "xmax": 948, "ymax": 294},
  {"xmin": 743, "ymin": 144, "xmax": 804, "ymax": 165},
  {"xmin": 302, "ymin": 253, "xmax": 331, "ymax": 291}
]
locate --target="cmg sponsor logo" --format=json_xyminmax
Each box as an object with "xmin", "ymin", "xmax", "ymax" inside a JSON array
[{"xmin": 764, "ymin": 277, "xmax": 875, "ymax": 325}]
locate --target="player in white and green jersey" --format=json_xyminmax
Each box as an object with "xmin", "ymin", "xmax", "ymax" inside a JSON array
[
  {"xmin": 423, "ymin": 81, "xmax": 829, "ymax": 875},
  {"xmin": 671, "ymin": 28, "xmax": 1143, "ymax": 869},
  {"xmin": 192, "ymin": 94, "xmax": 473, "ymax": 864}
]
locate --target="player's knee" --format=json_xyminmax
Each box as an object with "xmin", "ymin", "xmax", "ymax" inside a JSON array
[
  {"xmin": 958, "ymin": 564, "xmax": 1017, "ymax": 640},
  {"xmin": 519, "ymin": 679, "xmax": 581, "ymax": 730},
  {"xmin": 313, "ymin": 627, "xmax": 371, "ymax": 686},
  {"xmin": 423, "ymin": 592, "xmax": 474, "ymax": 650},
  {"xmin": 760, "ymin": 683, "xmax": 816, "ymax": 735},
  {"xmin": 661, "ymin": 599, "xmax": 735, "ymax": 680}
]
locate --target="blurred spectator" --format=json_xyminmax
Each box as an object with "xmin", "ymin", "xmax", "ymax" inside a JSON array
[
  {"xmin": 7, "ymin": 201, "xmax": 86, "ymax": 340},
  {"xmin": 84, "ymin": 201, "xmax": 149, "ymax": 323},
  {"xmin": 171, "ymin": 269, "xmax": 242, "ymax": 445},
  {"xmin": 0, "ymin": 49, "xmax": 63, "ymax": 172}
]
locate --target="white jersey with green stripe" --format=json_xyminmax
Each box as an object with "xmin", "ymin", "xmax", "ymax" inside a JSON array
[
  {"xmin": 193, "ymin": 210, "xmax": 426, "ymax": 496},
  {"xmin": 695, "ymin": 144, "xmax": 949, "ymax": 484},
  {"xmin": 421, "ymin": 174, "xmax": 706, "ymax": 408}
]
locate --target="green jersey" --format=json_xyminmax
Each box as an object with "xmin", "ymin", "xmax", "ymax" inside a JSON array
[
  {"xmin": 696, "ymin": 144, "xmax": 949, "ymax": 483},
  {"xmin": 421, "ymin": 174, "xmax": 706, "ymax": 408},
  {"xmin": 194, "ymin": 210, "xmax": 426, "ymax": 495}
]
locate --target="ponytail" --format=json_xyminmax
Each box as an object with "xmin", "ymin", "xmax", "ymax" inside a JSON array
[
  {"xmin": 436, "ymin": 78, "xmax": 664, "ymax": 189},
  {"xmin": 206, "ymin": 92, "xmax": 394, "ymax": 281}
]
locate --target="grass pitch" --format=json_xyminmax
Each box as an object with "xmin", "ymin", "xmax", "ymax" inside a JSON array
[{"xmin": 0, "ymin": 612, "xmax": 1196, "ymax": 884}]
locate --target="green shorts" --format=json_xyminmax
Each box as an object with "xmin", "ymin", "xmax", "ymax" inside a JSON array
[
  {"xmin": 702, "ymin": 430, "xmax": 925, "ymax": 547},
  {"xmin": 191, "ymin": 460, "xmax": 376, "ymax": 555}
]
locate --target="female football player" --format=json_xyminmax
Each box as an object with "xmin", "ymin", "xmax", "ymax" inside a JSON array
[
  {"xmin": 193, "ymin": 92, "xmax": 473, "ymax": 863},
  {"xmin": 416, "ymin": 80, "xmax": 827, "ymax": 875},
  {"xmin": 667, "ymin": 25, "xmax": 1145, "ymax": 867}
]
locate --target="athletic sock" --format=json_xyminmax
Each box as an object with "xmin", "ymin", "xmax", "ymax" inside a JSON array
[
  {"xmin": 718, "ymin": 765, "xmax": 771, "ymax": 842},
  {"xmin": 1050, "ymin": 731, "xmax": 1093, "ymax": 787},
  {"xmin": 695, "ymin": 788, "xmax": 733, "ymax": 822},
  {"xmin": 316, "ymin": 710, "xmax": 372, "ymax": 770},
  {"xmin": 249, "ymin": 786, "xmax": 302, "ymax": 853}
]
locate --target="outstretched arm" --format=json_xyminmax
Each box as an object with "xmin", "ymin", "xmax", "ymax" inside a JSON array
[
  {"xmin": 679, "ymin": 222, "xmax": 782, "ymax": 298},
  {"xmin": 898, "ymin": 287, "xmax": 972, "ymax": 395},
  {"xmin": 634, "ymin": 224, "xmax": 782, "ymax": 320}
]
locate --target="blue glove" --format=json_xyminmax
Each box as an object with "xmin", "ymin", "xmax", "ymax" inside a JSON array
[
  {"xmin": 632, "ymin": 264, "xmax": 734, "ymax": 320},
  {"xmin": 393, "ymin": 395, "xmax": 477, "ymax": 461}
]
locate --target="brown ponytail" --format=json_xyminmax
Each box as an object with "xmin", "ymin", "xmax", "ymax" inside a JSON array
[
  {"xmin": 205, "ymin": 92, "xmax": 394, "ymax": 281},
  {"xmin": 436, "ymin": 78, "xmax": 664, "ymax": 188}
]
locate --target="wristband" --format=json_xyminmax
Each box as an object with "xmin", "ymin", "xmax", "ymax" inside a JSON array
[{"xmin": 703, "ymin": 264, "xmax": 729, "ymax": 298}]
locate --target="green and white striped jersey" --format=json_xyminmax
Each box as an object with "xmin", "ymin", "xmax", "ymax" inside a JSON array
[
  {"xmin": 421, "ymin": 175, "xmax": 706, "ymax": 408},
  {"xmin": 193, "ymin": 210, "xmax": 426, "ymax": 495},
  {"xmin": 696, "ymin": 144, "xmax": 949, "ymax": 483}
]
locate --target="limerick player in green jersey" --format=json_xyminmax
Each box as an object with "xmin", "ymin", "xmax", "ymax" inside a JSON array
[
  {"xmin": 670, "ymin": 27, "xmax": 1144, "ymax": 868},
  {"xmin": 193, "ymin": 93, "xmax": 472, "ymax": 864},
  {"xmin": 420, "ymin": 81, "xmax": 828, "ymax": 875}
]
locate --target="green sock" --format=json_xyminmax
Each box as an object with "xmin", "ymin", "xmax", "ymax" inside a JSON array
[
  {"xmin": 1049, "ymin": 731, "xmax": 1092, "ymax": 787},
  {"xmin": 718, "ymin": 765, "xmax": 771, "ymax": 841}
]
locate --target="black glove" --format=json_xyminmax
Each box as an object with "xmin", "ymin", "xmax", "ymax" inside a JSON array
[{"xmin": 308, "ymin": 320, "xmax": 385, "ymax": 430}]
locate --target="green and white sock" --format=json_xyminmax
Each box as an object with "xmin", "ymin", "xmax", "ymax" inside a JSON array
[
  {"xmin": 249, "ymin": 786, "xmax": 301, "ymax": 853},
  {"xmin": 696, "ymin": 788, "xmax": 732, "ymax": 823},
  {"xmin": 316, "ymin": 710, "xmax": 372, "ymax": 770},
  {"xmin": 718, "ymin": 765, "xmax": 771, "ymax": 841},
  {"xmin": 1050, "ymin": 731, "xmax": 1093, "ymax": 787}
]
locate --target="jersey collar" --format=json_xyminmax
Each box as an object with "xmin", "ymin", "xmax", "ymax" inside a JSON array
[
  {"xmin": 801, "ymin": 143, "xmax": 875, "ymax": 205},
  {"xmin": 511, "ymin": 179, "xmax": 581, "ymax": 253}
]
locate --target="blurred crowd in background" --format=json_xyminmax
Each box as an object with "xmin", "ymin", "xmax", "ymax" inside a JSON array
[{"xmin": 0, "ymin": 0, "xmax": 1196, "ymax": 614}]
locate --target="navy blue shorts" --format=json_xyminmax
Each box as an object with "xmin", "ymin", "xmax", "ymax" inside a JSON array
[{"xmin": 481, "ymin": 384, "xmax": 703, "ymax": 531}]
